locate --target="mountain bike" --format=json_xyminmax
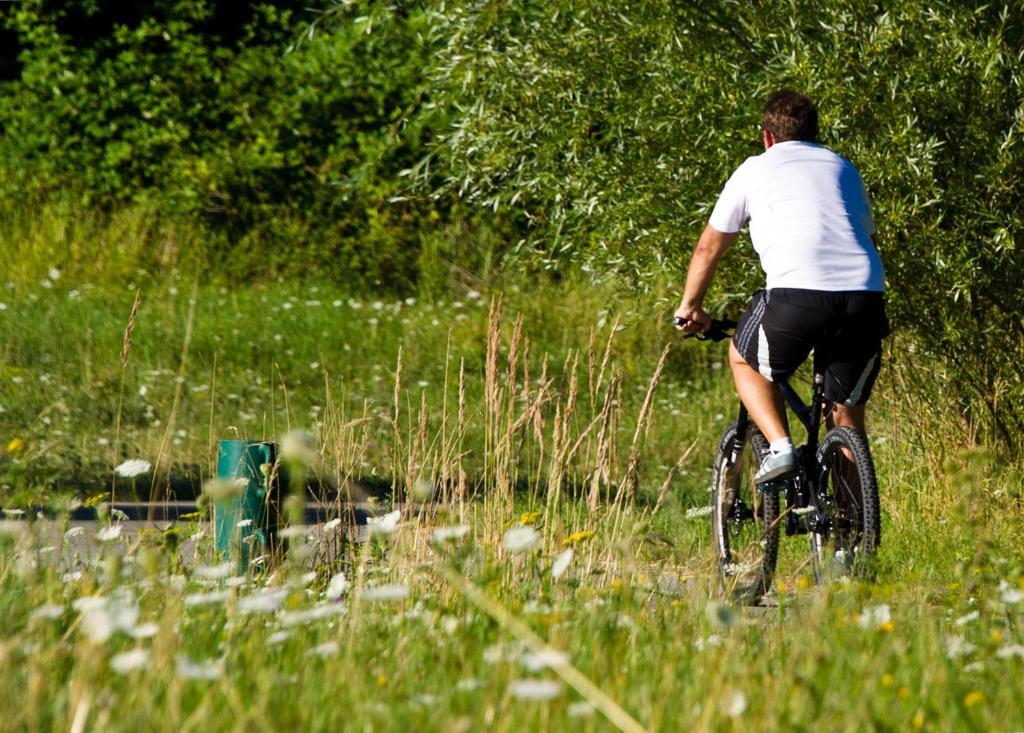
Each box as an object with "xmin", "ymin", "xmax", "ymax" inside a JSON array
[{"xmin": 679, "ymin": 317, "xmax": 881, "ymax": 604}]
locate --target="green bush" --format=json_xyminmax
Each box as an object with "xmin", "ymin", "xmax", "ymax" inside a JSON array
[
  {"xmin": 0, "ymin": 0, "xmax": 504, "ymax": 291},
  {"xmin": 431, "ymin": 0, "xmax": 1024, "ymax": 450}
]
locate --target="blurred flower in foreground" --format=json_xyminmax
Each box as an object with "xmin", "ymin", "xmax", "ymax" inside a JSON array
[
  {"xmin": 326, "ymin": 573, "xmax": 349, "ymax": 599},
  {"xmin": 858, "ymin": 604, "xmax": 891, "ymax": 630},
  {"xmin": 367, "ymin": 510, "xmax": 401, "ymax": 536},
  {"xmin": 552, "ymin": 549, "xmax": 574, "ymax": 580},
  {"xmin": 74, "ymin": 593, "xmax": 139, "ymax": 643},
  {"xmin": 111, "ymin": 649, "xmax": 150, "ymax": 674},
  {"xmin": 6, "ymin": 438, "xmax": 25, "ymax": 454},
  {"xmin": 280, "ymin": 429, "xmax": 318, "ymax": 468},
  {"xmin": 96, "ymin": 525, "xmax": 122, "ymax": 542},
  {"xmin": 177, "ymin": 656, "xmax": 223, "ymax": 680},
  {"xmin": 202, "ymin": 478, "xmax": 247, "ymax": 502},
  {"xmin": 504, "ymin": 526, "xmax": 541, "ymax": 553},
  {"xmin": 721, "ymin": 690, "xmax": 747, "ymax": 718},
  {"xmin": 432, "ymin": 525, "xmax": 470, "ymax": 542},
  {"xmin": 509, "ymin": 679, "xmax": 562, "ymax": 701},
  {"xmin": 114, "ymin": 459, "xmax": 151, "ymax": 478},
  {"xmin": 359, "ymin": 584, "xmax": 409, "ymax": 602}
]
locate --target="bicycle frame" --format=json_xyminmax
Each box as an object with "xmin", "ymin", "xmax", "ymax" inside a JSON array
[{"xmin": 727, "ymin": 372, "xmax": 831, "ymax": 535}]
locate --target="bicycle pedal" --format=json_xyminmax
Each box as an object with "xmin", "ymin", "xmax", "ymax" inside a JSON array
[{"xmin": 756, "ymin": 479, "xmax": 787, "ymax": 494}]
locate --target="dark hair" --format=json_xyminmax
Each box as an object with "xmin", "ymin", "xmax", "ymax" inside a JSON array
[{"xmin": 763, "ymin": 90, "xmax": 818, "ymax": 143}]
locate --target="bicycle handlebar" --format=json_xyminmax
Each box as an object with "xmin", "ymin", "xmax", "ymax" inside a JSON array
[{"xmin": 675, "ymin": 317, "xmax": 737, "ymax": 342}]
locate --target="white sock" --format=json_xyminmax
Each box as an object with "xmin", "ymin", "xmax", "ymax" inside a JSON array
[{"xmin": 768, "ymin": 437, "xmax": 794, "ymax": 456}]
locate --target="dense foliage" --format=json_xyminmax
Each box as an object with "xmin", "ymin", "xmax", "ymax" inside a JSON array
[
  {"xmin": 1, "ymin": 0, "xmax": 1023, "ymax": 448},
  {"xmin": 433, "ymin": 0, "xmax": 1024, "ymax": 448},
  {"xmin": 0, "ymin": 0, "xmax": 498, "ymax": 291}
]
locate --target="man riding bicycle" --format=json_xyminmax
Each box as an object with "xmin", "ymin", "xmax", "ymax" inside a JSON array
[{"xmin": 675, "ymin": 90, "xmax": 888, "ymax": 484}]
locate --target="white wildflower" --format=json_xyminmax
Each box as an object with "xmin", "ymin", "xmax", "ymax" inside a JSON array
[
  {"xmin": 326, "ymin": 573, "xmax": 349, "ymax": 599},
  {"xmin": 64, "ymin": 526, "xmax": 84, "ymax": 539},
  {"xmin": 308, "ymin": 641, "xmax": 340, "ymax": 658},
  {"xmin": 721, "ymin": 690, "xmax": 747, "ymax": 718},
  {"xmin": 76, "ymin": 594, "xmax": 139, "ymax": 643},
  {"xmin": 996, "ymin": 644, "xmax": 1024, "ymax": 659},
  {"xmin": 857, "ymin": 604, "xmax": 891, "ymax": 629},
  {"xmin": 694, "ymin": 635, "xmax": 723, "ymax": 651},
  {"xmin": 568, "ymin": 702, "xmax": 596, "ymax": 717},
  {"xmin": 322, "ymin": 517, "xmax": 342, "ymax": 533},
  {"xmin": 281, "ymin": 604, "xmax": 345, "ymax": 627},
  {"xmin": 945, "ymin": 635, "xmax": 977, "ymax": 659},
  {"xmin": 551, "ymin": 548, "xmax": 574, "ymax": 580},
  {"xmin": 236, "ymin": 518, "xmax": 253, "ymax": 528},
  {"xmin": 432, "ymin": 525, "xmax": 470, "ymax": 542},
  {"xmin": 194, "ymin": 563, "xmax": 233, "ymax": 580},
  {"xmin": 96, "ymin": 525, "xmax": 122, "ymax": 542},
  {"xmin": 2, "ymin": 507, "xmax": 25, "ymax": 517},
  {"xmin": 509, "ymin": 679, "xmax": 563, "ymax": 701},
  {"xmin": 520, "ymin": 649, "xmax": 570, "ymax": 672},
  {"xmin": 238, "ymin": 588, "xmax": 288, "ymax": 614},
  {"xmin": 963, "ymin": 661, "xmax": 985, "ymax": 673},
  {"xmin": 359, "ymin": 584, "xmax": 409, "ymax": 602},
  {"xmin": 177, "ymin": 656, "xmax": 223, "ymax": 680},
  {"xmin": 503, "ymin": 526, "xmax": 541, "ymax": 553},
  {"xmin": 184, "ymin": 590, "xmax": 231, "ymax": 607},
  {"xmin": 455, "ymin": 678, "xmax": 481, "ymax": 692},
  {"xmin": 279, "ymin": 525, "xmax": 311, "ymax": 540},
  {"xmin": 129, "ymin": 622, "xmax": 159, "ymax": 639},
  {"xmin": 267, "ymin": 630, "xmax": 292, "ymax": 645},
  {"xmin": 110, "ymin": 648, "xmax": 150, "ymax": 674},
  {"xmin": 114, "ymin": 459, "xmax": 152, "ymax": 478},
  {"xmin": 1000, "ymin": 581, "xmax": 1024, "ymax": 604},
  {"xmin": 685, "ymin": 506, "xmax": 713, "ymax": 519},
  {"xmin": 954, "ymin": 611, "xmax": 980, "ymax": 626},
  {"xmin": 367, "ymin": 510, "xmax": 401, "ymax": 536},
  {"xmin": 30, "ymin": 604, "xmax": 64, "ymax": 621}
]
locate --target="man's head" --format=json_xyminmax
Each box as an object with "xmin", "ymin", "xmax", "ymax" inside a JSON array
[{"xmin": 762, "ymin": 90, "xmax": 818, "ymax": 145}]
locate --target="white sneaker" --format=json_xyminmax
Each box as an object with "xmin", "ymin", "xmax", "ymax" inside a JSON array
[{"xmin": 754, "ymin": 450, "xmax": 797, "ymax": 484}]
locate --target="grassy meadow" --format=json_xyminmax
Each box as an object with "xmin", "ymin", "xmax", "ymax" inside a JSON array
[{"xmin": 1, "ymin": 274, "xmax": 1023, "ymax": 732}]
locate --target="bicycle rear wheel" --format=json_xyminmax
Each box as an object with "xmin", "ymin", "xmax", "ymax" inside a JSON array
[
  {"xmin": 710, "ymin": 423, "xmax": 780, "ymax": 604},
  {"xmin": 810, "ymin": 426, "xmax": 881, "ymax": 582}
]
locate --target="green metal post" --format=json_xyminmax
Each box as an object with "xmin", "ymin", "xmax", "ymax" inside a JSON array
[{"xmin": 214, "ymin": 439, "xmax": 276, "ymax": 571}]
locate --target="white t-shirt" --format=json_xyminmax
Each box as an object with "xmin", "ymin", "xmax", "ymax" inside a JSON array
[{"xmin": 708, "ymin": 141, "xmax": 885, "ymax": 292}]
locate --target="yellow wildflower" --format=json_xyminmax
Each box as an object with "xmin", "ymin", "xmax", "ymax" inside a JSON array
[
  {"xmin": 912, "ymin": 710, "xmax": 925, "ymax": 729},
  {"xmin": 84, "ymin": 492, "xmax": 109, "ymax": 508},
  {"xmin": 882, "ymin": 674, "xmax": 894, "ymax": 687},
  {"xmin": 880, "ymin": 620, "xmax": 896, "ymax": 633},
  {"xmin": 518, "ymin": 511, "xmax": 541, "ymax": 526},
  {"xmin": 376, "ymin": 674, "xmax": 388, "ymax": 687},
  {"xmin": 562, "ymin": 529, "xmax": 595, "ymax": 546},
  {"xmin": 797, "ymin": 576, "xmax": 811, "ymax": 590},
  {"xmin": 898, "ymin": 687, "xmax": 910, "ymax": 700},
  {"xmin": 6, "ymin": 438, "xmax": 24, "ymax": 454},
  {"xmin": 964, "ymin": 691, "xmax": 984, "ymax": 707},
  {"xmin": 991, "ymin": 629, "xmax": 1003, "ymax": 644}
]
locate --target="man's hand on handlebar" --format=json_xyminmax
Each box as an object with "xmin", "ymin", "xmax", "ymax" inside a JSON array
[{"xmin": 673, "ymin": 303, "xmax": 711, "ymax": 334}]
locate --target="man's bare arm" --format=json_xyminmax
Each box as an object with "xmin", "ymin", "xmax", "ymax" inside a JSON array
[{"xmin": 674, "ymin": 225, "xmax": 738, "ymax": 331}]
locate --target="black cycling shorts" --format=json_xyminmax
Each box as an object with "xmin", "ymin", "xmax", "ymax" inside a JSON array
[{"xmin": 732, "ymin": 288, "xmax": 890, "ymax": 406}]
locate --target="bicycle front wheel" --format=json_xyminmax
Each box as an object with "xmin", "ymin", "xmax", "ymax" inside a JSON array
[
  {"xmin": 710, "ymin": 423, "xmax": 780, "ymax": 604},
  {"xmin": 810, "ymin": 426, "xmax": 881, "ymax": 582}
]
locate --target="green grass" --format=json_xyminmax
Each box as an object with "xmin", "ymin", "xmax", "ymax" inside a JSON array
[{"xmin": 1, "ymin": 276, "xmax": 1023, "ymax": 731}]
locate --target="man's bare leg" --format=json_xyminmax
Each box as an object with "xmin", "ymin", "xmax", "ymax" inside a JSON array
[
  {"xmin": 828, "ymin": 403, "xmax": 865, "ymax": 433},
  {"xmin": 728, "ymin": 341, "xmax": 789, "ymax": 441}
]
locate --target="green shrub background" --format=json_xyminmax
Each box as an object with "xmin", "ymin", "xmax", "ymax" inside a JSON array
[{"xmin": 1, "ymin": 0, "xmax": 1023, "ymax": 450}]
